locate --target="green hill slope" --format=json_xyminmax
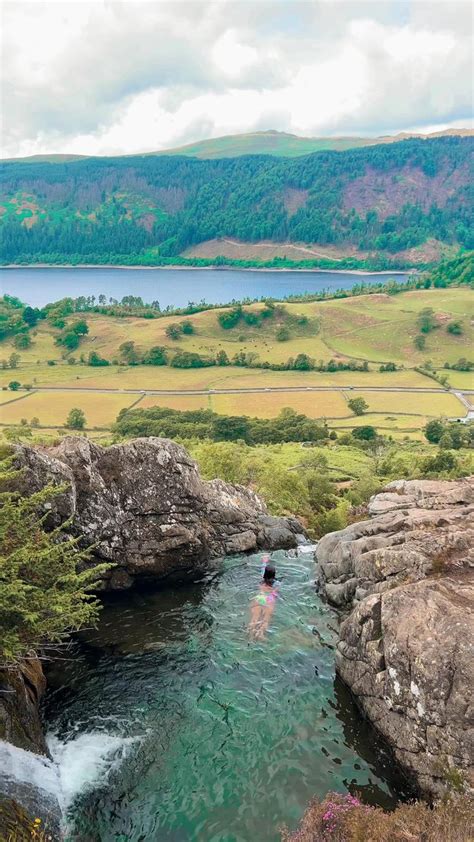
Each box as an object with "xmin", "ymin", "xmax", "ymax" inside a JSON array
[
  {"xmin": 0, "ymin": 136, "xmax": 472, "ymax": 266},
  {"xmin": 151, "ymin": 128, "xmax": 474, "ymax": 159}
]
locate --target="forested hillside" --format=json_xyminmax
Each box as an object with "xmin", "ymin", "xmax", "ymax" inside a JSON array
[{"xmin": 0, "ymin": 136, "xmax": 472, "ymax": 265}]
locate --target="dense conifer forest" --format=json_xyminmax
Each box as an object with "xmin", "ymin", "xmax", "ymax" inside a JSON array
[{"xmin": 1, "ymin": 137, "xmax": 472, "ymax": 264}]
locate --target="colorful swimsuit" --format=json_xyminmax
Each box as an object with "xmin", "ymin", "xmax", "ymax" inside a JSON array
[{"xmin": 255, "ymin": 588, "xmax": 278, "ymax": 606}]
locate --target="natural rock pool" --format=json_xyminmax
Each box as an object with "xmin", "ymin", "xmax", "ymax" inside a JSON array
[{"xmin": 44, "ymin": 550, "xmax": 410, "ymax": 841}]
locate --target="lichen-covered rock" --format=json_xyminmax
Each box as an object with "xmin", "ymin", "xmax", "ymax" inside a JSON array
[
  {"xmin": 336, "ymin": 574, "xmax": 474, "ymax": 796},
  {"xmin": 316, "ymin": 477, "xmax": 474, "ymax": 607},
  {"xmin": 13, "ymin": 437, "xmax": 302, "ymax": 590}
]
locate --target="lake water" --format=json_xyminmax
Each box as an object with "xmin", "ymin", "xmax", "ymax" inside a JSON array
[
  {"xmin": 43, "ymin": 551, "xmax": 411, "ymax": 842},
  {"xmin": 0, "ymin": 267, "xmax": 409, "ymax": 309}
]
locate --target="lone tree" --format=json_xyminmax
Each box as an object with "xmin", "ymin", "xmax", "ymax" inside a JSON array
[
  {"xmin": 348, "ymin": 397, "xmax": 369, "ymax": 416},
  {"xmin": 66, "ymin": 407, "xmax": 86, "ymax": 429},
  {"xmin": 424, "ymin": 419, "xmax": 445, "ymax": 443},
  {"xmin": 119, "ymin": 341, "xmax": 139, "ymax": 364},
  {"xmin": 71, "ymin": 319, "xmax": 89, "ymax": 336},
  {"xmin": 417, "ymin": 307, "xmax": 437, "ymax": 334},
  {"xmin": 0, "ymin": 455, "xmax": 109, "ymax": 663}
]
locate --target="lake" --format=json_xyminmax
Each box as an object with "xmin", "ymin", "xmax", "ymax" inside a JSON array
[{"xmin": 0, "ymin": 267, "xmax": 409, "ymax": 309}]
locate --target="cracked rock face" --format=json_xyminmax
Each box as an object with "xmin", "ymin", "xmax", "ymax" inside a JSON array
[
  {"xmin": 316, "ymin": 477, "xmax": 474, "ymax": 796},
  {"xmin": 13, "ymin": 437, "xmax": 302, "ymax": 589},
  {"xmin": 316, "ymin": 477, "xmax": 474, "ymax": 607},
  {"xmin": 336, "ymin": 574, "xmax": 474, "ymax": 796}
]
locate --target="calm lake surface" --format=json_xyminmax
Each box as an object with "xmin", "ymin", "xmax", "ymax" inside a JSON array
[
  {"xmin": 1, "ymin": 267, "xmax": 409, "ymax": 308},
  {"xmin": 44, "ymin": 551, "xmax": 411, "ymax": 842}
]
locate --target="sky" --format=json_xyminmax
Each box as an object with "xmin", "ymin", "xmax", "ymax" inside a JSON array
[{"xmin": 1, "ymin": 0, "xmax": 473, "ymax": 158}]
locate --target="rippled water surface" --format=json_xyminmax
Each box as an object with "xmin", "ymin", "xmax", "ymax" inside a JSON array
[{"xmin": 45, "ymin": 551, "xmax": 408, "ymax": 841}]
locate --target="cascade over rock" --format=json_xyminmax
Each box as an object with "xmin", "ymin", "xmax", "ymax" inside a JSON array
[
  {"xmin": 13, "ymin": 436, "xmax": 302, "ymax": 590},
  {"xmin": 316, "ymin": 477, "xmax": 474, "ymax": 796}
]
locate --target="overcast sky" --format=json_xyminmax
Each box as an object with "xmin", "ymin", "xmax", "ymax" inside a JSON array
[{"xmin": 2, "ymin": 0, "xmax": 473, "ymax": 158}]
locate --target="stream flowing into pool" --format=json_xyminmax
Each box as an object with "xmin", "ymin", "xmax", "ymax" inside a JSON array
[{"xmin": 43, "ymin": 550, "xmax": 410, "ymax": 841}]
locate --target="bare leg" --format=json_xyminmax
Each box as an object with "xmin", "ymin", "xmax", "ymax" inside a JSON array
[
  {"xmin": 249, "ymin": 603, "xmax": 266, "ymax": 638},
  {"xmin": 254, "ymin": 604, "xmax": 275, "ymax": 640}
]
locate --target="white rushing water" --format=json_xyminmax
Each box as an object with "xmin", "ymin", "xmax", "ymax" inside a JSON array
[
  {"xmin": 47, "ymin": 731, "xmax": 138, "ymax": 811},
  {"xmin": 0, "ymin": 731, "xmax": 137, "ymax": 825}
]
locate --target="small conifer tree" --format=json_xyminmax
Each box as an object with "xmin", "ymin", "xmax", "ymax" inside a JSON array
[{"xmin": 0, "ymin": 456, "xmax": 110, "ymax": 664}]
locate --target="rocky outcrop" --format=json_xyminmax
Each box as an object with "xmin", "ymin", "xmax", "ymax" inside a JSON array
[
  {"xmin": 336, "ymin": 574, "xmax": 474, "ymax": 796},
  {"xmin": 316, "ymin": 477, "xmax": 474, "ymax": 797},
  {"xmin": 0, "ymin": 659, "xmax": 48, "ymax": 756},
  {"xmin": 316, "ymin": 478, "xmax": 474, "ymax": 607},
  {"xmin": 13, "ymin": 436, "xmax": 302, "ymax": 590}
]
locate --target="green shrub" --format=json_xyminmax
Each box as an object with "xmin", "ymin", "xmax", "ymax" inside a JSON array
[{"xmin": 0, "ymin": 456, "xmax": 110, "ymax": 663}]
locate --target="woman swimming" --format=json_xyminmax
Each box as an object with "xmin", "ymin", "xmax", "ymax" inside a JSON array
[{"xmin": 248, "ymin": 556, "xmax": 279, "ymax": 640}]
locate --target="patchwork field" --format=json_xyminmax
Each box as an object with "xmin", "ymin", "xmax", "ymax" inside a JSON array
[{"xmin": 0, "ymin": 288, "xmax": 472, "ymax": 433}]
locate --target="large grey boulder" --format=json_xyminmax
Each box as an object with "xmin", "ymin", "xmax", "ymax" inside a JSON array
[
  {"xmin": 316, "ymin": 476, "xmax": 474, "ymax": 796},
  {"xmin": 316, "ymin": 477, "xmax": 474, "ymax": 607},
  {"xmin": 13, "ymin": 437, "xmax": 301, "ymax": 590},
  {"xmin": 336, "ymin": 574, "xmax": 474, "ymax": 796}
]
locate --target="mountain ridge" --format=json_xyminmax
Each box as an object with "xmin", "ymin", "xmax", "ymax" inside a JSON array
[{"xmin": 3, "ymin": 127, "xmax": 473, "ymax": 164}]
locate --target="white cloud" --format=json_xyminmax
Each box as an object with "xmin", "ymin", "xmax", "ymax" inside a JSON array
[{"xmin": 1, "ymin": 0, "xmax": 472, "ymax": 157}]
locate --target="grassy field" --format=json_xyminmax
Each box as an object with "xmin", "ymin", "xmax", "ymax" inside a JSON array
[
  {"xmin": 0, "ymin": 391, "xmax": 137, "ymax": 428},
  {"xmin": 1, "ymin": 362, "xmax": 442, "ymax": 391},
  {"xmin": 139, "ymin": 394, "xmax": 210, "ymax": 412},
  {"xmin": 210, "ymin": 390, "xmax": 349, "ymax": 419},
  {"xmin": 439, "ymin": 370, "xmax": 474, "ymax": 390},
  {"xmin": 314, "ymin": 289, "xmax": 473, "ymax": 365},
  {"xmin": 2, "ymin": 289, "xmax": 472, "ymax": 371},
  {"xmin": 354, "ymin": 390, "xmax": 462, "ymax": 416}
]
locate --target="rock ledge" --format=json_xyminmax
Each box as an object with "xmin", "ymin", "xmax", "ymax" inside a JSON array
[{"xmin": 14, "ymin": 436, "xmax": 302, "ymax": 589}]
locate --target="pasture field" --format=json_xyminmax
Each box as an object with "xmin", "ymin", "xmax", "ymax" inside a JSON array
[
  {"xmin": 1, "ymin": 289, "xmax": 472, "ymax": 372},
  {"xmin": 0, "ymin": 390, "xmax": 29, "ymax": 405},
  {"xmin": 314, "ymin": 289, "xmax": 473, "ymax": 365},
  {"xmin": 355, "ymin": 390, "xmax": 462, "ymax": 416},
  {"xmin": 1, "ymin": 362, "xmax": 441, "ymax": 391},
  {"xmin": 440, "ymin": 371, "xmax": 474, "ymax": 390},
  {"xmin": 332, "ymin": 413, "xmax": 431, "ymax": 439},
  {"xmin": 210, "ymin": 390, "xmax": 349, "ymax": 419},
  {"xmin": 0, "ymin": 391, "xmax": 137, "ymax": 428}
]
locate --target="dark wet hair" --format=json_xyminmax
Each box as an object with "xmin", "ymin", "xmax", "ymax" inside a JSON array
[{"xmin": 263, "ymin": 563, "xmax": 276, "ymax": 584}]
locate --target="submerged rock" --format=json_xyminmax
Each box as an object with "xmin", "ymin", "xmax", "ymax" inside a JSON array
[
  {"xmin": 13, "ymin": 436, "xmax": 301, "ymax": 590},
  {"xmin": 316, "ymin": 477, "xmax": 474, "ymax": 797}
]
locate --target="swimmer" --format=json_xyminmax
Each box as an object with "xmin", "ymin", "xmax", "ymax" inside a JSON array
[{"xmin": 248, "ymin": 556, "xmax": 279, "ymax": 641}]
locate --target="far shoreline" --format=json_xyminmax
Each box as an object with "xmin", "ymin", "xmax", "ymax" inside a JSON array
[{"xmin": 1, "ymin": 263, "xmax": 414, "ymax": 275}]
